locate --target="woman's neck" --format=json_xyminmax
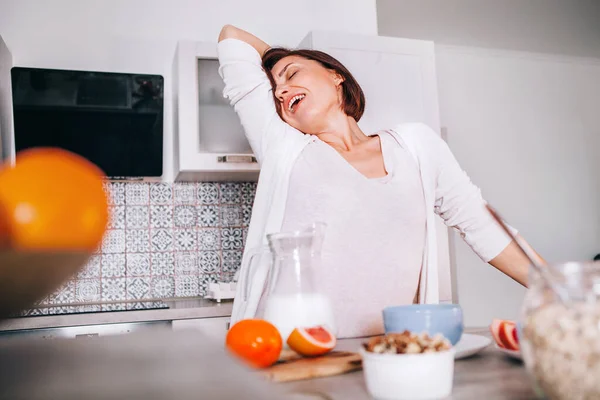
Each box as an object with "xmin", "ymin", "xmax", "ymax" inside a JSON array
[{"xmin": 314, "ymin": 114, "xmax": 370, "ymax": 152}]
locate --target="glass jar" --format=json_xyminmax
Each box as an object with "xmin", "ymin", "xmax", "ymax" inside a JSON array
[{"xmin": 520, "ymin": 261, "xmax": 600, "ymax": 400}]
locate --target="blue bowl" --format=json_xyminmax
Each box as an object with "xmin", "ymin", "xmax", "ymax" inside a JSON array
[{"xmin": 382, "ymin": 304, "xmax": 464, "ymax": 345}]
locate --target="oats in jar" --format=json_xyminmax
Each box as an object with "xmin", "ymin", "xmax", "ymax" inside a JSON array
[{"xmin": 523, "ymin": 302, "xmax": 600, "ymax": 400}]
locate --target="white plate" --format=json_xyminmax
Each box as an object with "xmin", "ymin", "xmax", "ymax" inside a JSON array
[
  {"xmin": 454, "ymin": 333, "xmax": 492, "ymax": 360},
  {"xmin": 495, "ymin": 344, "xmax": 522, "ymax": 360}
]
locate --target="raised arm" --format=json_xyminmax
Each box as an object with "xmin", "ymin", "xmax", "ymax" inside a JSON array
[
  {"xmin": 424, "ymin": 126, "xmax": 542, "ymax": 286},
  {"xmin": 217, "ymin": 25, "xmax": 299, "ymax": 162},
  {"xmin": 218, "ymin": 25, "xmax": 270, "ymax": 57}
]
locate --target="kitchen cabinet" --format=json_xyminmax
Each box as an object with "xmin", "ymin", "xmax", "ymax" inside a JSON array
[
  {"xmin": 0, "ymin": 35, "xmax": 14, "ymax": 163},
  {"xmin": 300, "ymin": 31, "xmax": 453, "ymax": 302},
  {"xmin": 171, "ymin": 316, "xmax": 230, "ymax": 342},
  {"xmin": 173, "ymin": 41, "xmax": 259, "ymax": 182}
]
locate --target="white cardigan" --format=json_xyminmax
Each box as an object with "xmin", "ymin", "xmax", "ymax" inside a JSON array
[{"xmin": 218, "ymin": 38, "xmax": 515, "ymax": 324}]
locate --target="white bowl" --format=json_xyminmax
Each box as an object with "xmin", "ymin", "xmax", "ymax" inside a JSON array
[{"xmin": 359, "ymin": 347, "xmax": 455, "ymax": 400}]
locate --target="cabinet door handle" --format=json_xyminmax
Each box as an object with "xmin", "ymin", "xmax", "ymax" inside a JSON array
[{"xmin": 217, "ymin": 155, "xmax": 257, "ymax": 164}]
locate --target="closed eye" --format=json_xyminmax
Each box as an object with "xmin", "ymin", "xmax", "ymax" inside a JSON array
[{"xmin": 289, "ymin": 71, "xmax": 298, "ymax": 79}]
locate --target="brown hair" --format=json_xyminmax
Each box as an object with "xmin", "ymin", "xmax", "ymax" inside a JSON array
[{"xmin": 262, "ymin": 48, "xmax": 365, "ymax": 122}]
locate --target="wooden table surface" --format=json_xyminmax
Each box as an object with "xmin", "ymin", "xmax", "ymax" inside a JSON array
[{"xmin": 0, "ymin": 328, "xmax": 538, "ymax": 400}]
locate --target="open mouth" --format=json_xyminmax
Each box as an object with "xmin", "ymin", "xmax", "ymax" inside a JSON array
[{"xmin": 287, "ymin": 94, "xmax": 305, "ymax": 113}]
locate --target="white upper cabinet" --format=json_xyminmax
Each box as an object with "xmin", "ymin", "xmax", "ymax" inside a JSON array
[
  {"xmin": 173, "ymin": 41, "xmax": 259, "ymax": 182},
  {"xmin": 173, "ymin": 33, "xmax": 443, "ymax": 183},
  {"xmin": 0, "ymin": 35, "xmax": 14, "ymax": 163},
  {"xmin": 300, "ymin": 31, "xmax": 452, "ymax": 302},
  {"xmin": 299, "ymin": 31, "xmax": 442, "ymax": 135}
]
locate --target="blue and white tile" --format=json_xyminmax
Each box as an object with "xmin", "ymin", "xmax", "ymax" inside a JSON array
[
  {"xmin": 126, "ymin": 229, "xmax": 150, "ymax": 253},
  {"xmin": 102, "ymin": 229, "xmax": 126, "ymax": 253},
  {"xmin": 174, "ymin": 183, "xmax": 197, "ymax": 205},
  {"xmin": 174, "ymin": 205, "xmax": 197, "ymax": 228},
  {"xmin": 220, "ymin": 183, "xmax": 241, "ymax": 204},
  {"xmin": 221, "ymin": 205, "xmax": 242, "ymax": 227},
  {"xmin": 23, "ymin": 308, "xmax": 49, "ymax": 316},
  {"xmin": 127, "ymin": 302, "xmax": 156, "ymax": 310},
  {"xmin": 222, "ymin": 250, "xmax": 243, "ymax": 273},
  {"xmin": 220, "ymin": 273, "xmax": 237, "ymax": 284},
  {"xmin": 107, "ymin": 206, "xmax": 125, "ymax": 229},
  {"xmin": 197, "ymin": 205, "xmax": 219, "ymax": 227},
  {"xmin": 102, "ymin": 303, "xmax": 127, "ymax": 312},
  {"xmin": 105, "ymin": 182, "xmax": 125, "ymax": 205},
  {"xmin": 197, "ymin": 182, "xmax": 219, "ymax": 205},
  {"xmin": 150, "ymin": 229, "xmax": 173, "ymax": 252},
  {"xmin": 126, "ymin": 277, "xmax": 151, "ymax": 300},
  {"xmin": 74, "ymin": 305, "xmax": 101, "ymax": 313},
  {"xmin": 150, "ymin": 183, "xmax": 173, "ymax": 204},
  {"xmin": 126, "ymin": 253, "xmax": 150, "ymax": 276},
  {"xmin": 175, "ymin": 275, "xmax": 200, "ymax": 297},
  {"xmin": 240, "ymin": 182, "xmax": 257, "ymax": 205},
  {"xmin": 242, "ymin": 227, "xmax": 249, "ymax": 247},
  {"xmin": 199, "ymin": 274, "xmax": 219, "ymax": 297},
  {"xmin": 150, "ymin": 205, "xmax": 173, "ymax": 228},
  {"xmin": 125, "ymin": 183, "xmax": 149, "ymax": 205},
  {"xmin": 241, "ymin": 205, "xmax": 252, "ymax": 226},
  {"xmin": 47, "ymin": 306, "xmax": 76, "ymax": 315},
  {"xmin": 174, "ymin": 229, "xmax": 197, "ymax": 251},
  {"xmin": 126, "ymin": 205, "xmax": 149, "ymax": 229},
  {"xmin": 221, "ymin": 227, "xmax": 243, "ymax": 250},
  {"xmin": 78, "ymin": 255, "xmax": 101, "ymax": 279},
  {"xmin": 175, "ymin": 252, "xmax": 198, "ymax": 275},
  {"xmin": 76, "ymin": 279, "xmax": 101, "ymax": 302},
  {"xmin": 102, "ymin": 278, "xmax": 127, "ymax": 301},
  {"xmin": 152, "ymin": 276, "xmax": 175, "ymax": 298},
  {"xmin": 199, "ymin": 251, "xmax": 221, "ymax": 274},
  {"xmin": 48, "ymin": 281, "xmax": 75, "ymax": 304},
  {"xmin": 101, "ymin": 254, "xmax": 126, "ymax": 277},
  {"xmin": 151, "ymin": 252, "xmax": 175, "ymax": 275},
  {"xmin": 198, "ymin": 228, "xmax": 220, "ymax": 251}
]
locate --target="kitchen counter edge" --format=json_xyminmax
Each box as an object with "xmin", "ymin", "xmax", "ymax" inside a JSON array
[{"xmin": 0, "ymin": 299, "xmax": 233, "ymax": 332}]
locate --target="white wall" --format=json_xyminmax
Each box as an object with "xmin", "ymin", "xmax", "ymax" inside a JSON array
[
  {"xmin": 0, "ymin": 0, "xmax": 377, "ymax": 179},
  {"xmin": 378, "ymin": 0, "xmax": 600, "ymax": 327},
  {"xmin": 377, "ymin": 0, "xmax": 600, "ymax": 58},
  {"xmin": 438, "ymin": 46, "xmax": 600, "ymax": 326}
]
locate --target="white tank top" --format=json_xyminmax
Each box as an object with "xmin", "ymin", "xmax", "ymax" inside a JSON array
[{"xmin": 281, "ymin": 132, "xmax": 426, "ymax": 338}]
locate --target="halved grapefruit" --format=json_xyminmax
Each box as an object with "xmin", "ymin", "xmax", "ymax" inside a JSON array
[
  {"xmin": 490, "ymin": 319, "xmax": 519, "ymax": 351},
  {"xmin": 287, "ymin": 326, "xmax": 336, "ymax": 357},
  {"xmin": 499, "ymin": 322, "xmax": 519, "ymax": 351},
  {"xmin": 490, "ymin": 319, "xmax": 504, "ymax": 347}
]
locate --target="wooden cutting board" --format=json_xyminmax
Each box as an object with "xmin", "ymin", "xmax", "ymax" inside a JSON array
[{"xmin": 259, "ymin": 349, "xmax": 363, "ymax": 383}]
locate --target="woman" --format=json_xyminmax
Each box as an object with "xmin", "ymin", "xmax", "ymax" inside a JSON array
[{"xmin": 218, "ymin": 25, "xmax": 542, "ymax": 338}]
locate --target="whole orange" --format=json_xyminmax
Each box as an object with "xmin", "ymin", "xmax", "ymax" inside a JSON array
[
  {"xmin": 0, "ymin": 147, "xmax": 108, "ymax": 251},
  {"xmin": 225, "ymin": 319, "xmax": 282, "ymax": 369}
]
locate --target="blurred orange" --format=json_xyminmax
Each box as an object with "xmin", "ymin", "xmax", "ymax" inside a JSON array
[
  {"xmin": 0, "ymin": 148, "xmax": 108, "ymax": 251},
  {"xmin": 225, "ymin": 319, "xmax": 282, "ymax": 369}
]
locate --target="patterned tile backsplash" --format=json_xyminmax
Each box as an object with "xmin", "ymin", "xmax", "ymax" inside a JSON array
[{"xmin": 24, "ymin": 181, "xmax": 256, "ymax": 316}]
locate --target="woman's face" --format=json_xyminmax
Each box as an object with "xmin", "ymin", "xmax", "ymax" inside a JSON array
[{"xmin": 270, "ymin": 55, "xmax": 344, "ymax": 134}]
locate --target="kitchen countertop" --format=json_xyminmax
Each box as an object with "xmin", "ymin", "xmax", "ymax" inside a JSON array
[
  {"xmin": 283, "ymin": 333, "xmax": 536, "ymax": 399},
  {"xmin": 0, "ymin": 327, "xmax": 536, "ymax": 399},
  {"xmin": 0, "ymin": 298, "xmax": 232, "ymax": 332}
]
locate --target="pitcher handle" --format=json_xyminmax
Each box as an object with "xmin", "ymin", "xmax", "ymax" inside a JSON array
[{"xmin": 242, "ymin": 246, "xmax": 270, "ymax": 302}]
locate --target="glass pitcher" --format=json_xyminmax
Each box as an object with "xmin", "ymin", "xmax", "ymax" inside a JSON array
[{"xmin": 240, "ymin": 222, "xmax": 336, "ymax": 341}]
